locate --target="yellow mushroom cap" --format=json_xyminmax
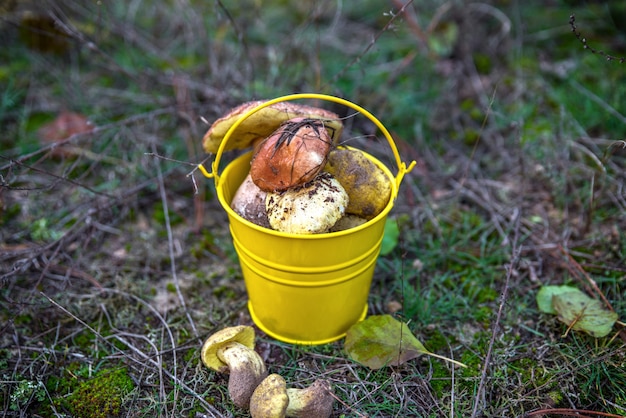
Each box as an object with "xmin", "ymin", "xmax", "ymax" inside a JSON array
[
  {"xmin": 250, "ymin": 374, "xmax": 289, "ymax": 418},
  {"xmin": 202, "ymin": 100, "xmax": 343, "ymax": 154},
  {"xmin": 201, "ymin": 325, "xmax": 256, "ymax": 373},
  {"xmin": 324, "ymin": 147, "xmax": 392, "ymax": 220}
]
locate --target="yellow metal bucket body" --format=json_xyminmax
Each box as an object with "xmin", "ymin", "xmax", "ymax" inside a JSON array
[{"xmin": 204, "ymin": 94, "xmax": 415, "ymax": 345}]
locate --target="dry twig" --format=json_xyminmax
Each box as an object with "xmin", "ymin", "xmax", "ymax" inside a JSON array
[
  {"xmin": 569, "ymin": 14, "xmax": 625, "ymax": 63},
  {"xmin": 471, "ymin": 211, "xmax": 522, "ymax": 417}
]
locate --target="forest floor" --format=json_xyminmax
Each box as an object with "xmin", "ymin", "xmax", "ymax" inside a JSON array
[{"xmin": 1, "ymin": 1, "xmax": 625, "ymax": 417}]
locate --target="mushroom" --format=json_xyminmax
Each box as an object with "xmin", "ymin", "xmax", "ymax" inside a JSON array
[
  {"xmin": 201, "ymin": 325, "xmax": 268, "ymax": 409},
  {"xmin": 265, "ymin": 172, "xmax": 349, "ymax": 234},
  {"xmin": 285, "ymin": 379, "xmax": 334, "ymax": 418},
  {"xmin": 250, "ymin": 118, "xmax": 334, "ymax": 192},
  {"xmin": 324, "ymin": 147, "xmax": 392, "ymax": 220},
  {"xmin": 231, "ymin": 173, "xmax": 271, "ymax": 228},
  {"xmin": 250, "ymin": 375, "xmax": 335, "ymax": 418},
  {"xmin": 328, "ymin": 214, "xmax": 368, "ymax": 232},
  {"xmin": 202, "ymin": 100, "xmax": 343, "ymax": 154},
  {"xmin": 250, "ymin": 374, "xmax": 289, "ymax": 418}
]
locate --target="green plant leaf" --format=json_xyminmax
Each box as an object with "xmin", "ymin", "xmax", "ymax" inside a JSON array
[
  {"xmin": 344, "ymin": 315, "xmax": 426, "ymax": 369},
  {"xmin": 427, "ymin": 21, "xmax": 459, "ymax": 57},
  {"xmin": 536, "ymin": 285, "xmax": 583, "ymax": 314},
  {"xmin": 380, "ymin": 218, "xmax": 399, "ymax": 256},
  {"xmin": 552, "ymin": 292, "xmax": 618, "ymax": 338},
  {"xmin": 344, "ymin": 315, "xmax": 466, "ymax": 369}
]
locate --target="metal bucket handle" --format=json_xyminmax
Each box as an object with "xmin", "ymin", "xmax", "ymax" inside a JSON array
[{"xmin": 198, "ymin": 93, "xmax": 416, "ymax": 190}]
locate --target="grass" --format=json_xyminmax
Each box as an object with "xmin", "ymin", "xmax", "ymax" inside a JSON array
[{"xmin": 1, "ymin": 0, "xmax": 625, "ymax": 417}]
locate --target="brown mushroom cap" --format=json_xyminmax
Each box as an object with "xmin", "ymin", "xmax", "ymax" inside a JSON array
[
  {"xmin": 202, "ymin": 100, "xmax": 343, "ymax": 154},
  {"xmin": 250, "ymin": 117, "xmax": 333, "ymax": 192},
  {"xmin": 250, "ymin": 373, "xmax": 289, "ymax": 418}
]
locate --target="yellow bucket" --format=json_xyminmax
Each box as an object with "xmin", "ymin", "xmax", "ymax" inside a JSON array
[{"xmin": 201, "ymin": 93, "xmax": 415, "ymax": 345}]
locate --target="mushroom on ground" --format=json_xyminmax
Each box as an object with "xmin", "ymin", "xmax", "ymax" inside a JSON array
[
  {"xmin": 201, "ymin": 325, "xmax": 268, "ymax": 409},
  {"xmin": 285, "ymin": 379, "xmax": 334, "ymax": 418},
  {"xmin": 250, "ymin": 118, "xmax": 334, "ymax": 192},
  {"xmin": 250, "ymin": 375, "xmax": 335, "ymax": 418},
  {"xmin": 265, "ymin": 172, "xmax": 348, "ymax": 234},
  {"xmin": 250, "ymin": 373, "xmax": 289, "ymax": 418}
]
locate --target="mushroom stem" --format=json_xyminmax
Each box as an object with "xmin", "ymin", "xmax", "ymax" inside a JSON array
[
  {"xmin": 285, "ymin": 379, "xmax": 334, "ymax": 418},
  {"xmin": 201, "ymin": 326, "xmax": 268, "ymax": 409},
  {"xmin": 218, "ymin": 342, "xmax": 268, "ymax": 409}
]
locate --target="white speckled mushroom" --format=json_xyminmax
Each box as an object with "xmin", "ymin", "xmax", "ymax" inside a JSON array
[{"xmin": 265, "ymin": 172, "xmax": 348, "ymax": 234}]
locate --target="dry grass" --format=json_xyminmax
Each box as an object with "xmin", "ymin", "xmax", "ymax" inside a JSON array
[{"xmin": 1, "ymin": 0, "xmax": 625, "ymax": 417}]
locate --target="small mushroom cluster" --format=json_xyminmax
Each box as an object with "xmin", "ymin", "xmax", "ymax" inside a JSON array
[
  {"xmin": 203, "ymin": 100, "xmax": 392, "ymax": 234},
  {"xmin": 201, "ymin": 325, "xmax": 334, "ymax": 418}
]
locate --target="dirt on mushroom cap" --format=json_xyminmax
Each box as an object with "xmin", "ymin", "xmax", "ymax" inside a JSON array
[
  {"xmin": 250, "ymin": 118, "xmax": 333, "ymax": 192},
  {"xmin": 265, "ymin": 172, "xmax": 348, "ymax": 234}
]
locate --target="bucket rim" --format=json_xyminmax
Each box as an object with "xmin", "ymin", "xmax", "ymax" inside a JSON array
[
  {"xmin": 219, "ymin": 147, "xmax": 397, "ymax": 239},
  {"xmin": 199, "ymin": 93, "xmax": 416, "ymax": 191}
]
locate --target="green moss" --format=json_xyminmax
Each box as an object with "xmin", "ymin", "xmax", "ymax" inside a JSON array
[
  {"xmin": 547, "ymin": 390, "xmax": 563, "ymax": 405},
  {"xmin": 429, "ymin": 360, "xmax": 452, "ymax": 398},
  {"xmin": 183, "ymin": 347, "xmax": 198, "ymax": 363},
  {"xmin": 190, "ymin": 229, "xmax": 216, "ymax": 259},
  {"xmin": 152, "ymin": 206, "xmax": 183, "ymax": 229},
  {"xmin": 13, "ymin": 313, "xmax": 32, "ymax": 325},
  {"xmin": 510, "ymin": 357, "xmax": 548, "ymax": 386},
  {"xmin": 473, "ymin": 305, "xmax": 493, "ymax": 323},
  {"xmin": 212, "ymin": 285, "xmax": 236, "ymax": 299},
  {"xmin": 473, "ymin": 53, "xmax": 492, "ymax": 74},
  {"xmin": 73, "ymin": 329, "xmax": 96, "ymax": 350},
  {"xmin": 460, "ymin": 350, "xmax": 483, "ymax": 376},
  {"xmin": 0, "ymin": 349, "xmax": 8, "ymax": 370},
  {"xmin": 0, "ymin": 203, "xmax": 21, "ymax": 226},
  {"xmin": 462, "ymin": 128, "xmax": 481, "ymax": 146},
  {"xmin": 45, "ymin": 361, "xmax": 87, "ymax": 398},
  {"xmin": 62, "ymin": 368, "xmax": 134, "ymax": 418},
  {"xmin": 424, "ymin": 329, "xmax": 451, "ymax": 353}
]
